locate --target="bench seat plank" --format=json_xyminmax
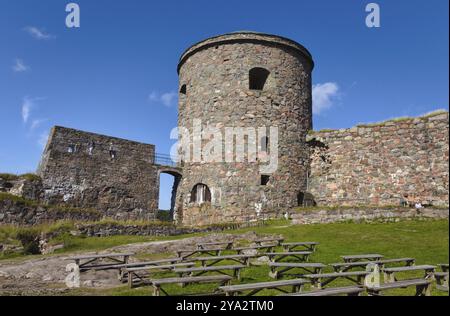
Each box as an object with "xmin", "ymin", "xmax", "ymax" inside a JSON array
[
  {"xmin": 367, "ymin": 279, "xmax": 433, "ymax": 296},
  {"xmin": 151, "ymin": 275, "xmax": 233, "ymax": 296},
  {"xmin": 341, "ymin": 254, "xmax": 384, "ymax": 262},
  {"xmin": 269, "ymin": 262, "xmax": 326, "ymax": 279},
  {"xmin": 68, "ymin": 253, "xmax": 134, "ymax": 260},
  {"xmin": 303, "ymin": 271, "xmax": 370, "ymax": 289},
  {"xmin": 331, "ymin": 258, "xmax": 416, "ymax": 272},
  {"xmin": 382, "ymin": 265, "xmax": 436, "ymax": 273},
  {"xmin": 219, "ymin": 278, "xmax": 309, "ymax": 296},
  {"xmin": 283, "ymin": 286, "xmax": 364, "ymax": 297}
]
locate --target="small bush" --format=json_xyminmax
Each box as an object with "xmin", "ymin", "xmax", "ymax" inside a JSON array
[
  {"xmin": 20, "ymin": 173, "xmax": 41, "ymax": 182},
  {"xmin": 156, "ymin": 210, "xmax": 173, "ymax": 222},
  {"xmin": 0, "ymin": 173, "xmax": 19, "ymax": 181},
  {"xmin": 16, "ymin": 228, "xmax": 41, "ymax": 255}
]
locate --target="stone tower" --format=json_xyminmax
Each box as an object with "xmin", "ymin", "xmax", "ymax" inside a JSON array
[{"xmin": 176, "ymin": 32, "xmax": 314, "ymax": 226}]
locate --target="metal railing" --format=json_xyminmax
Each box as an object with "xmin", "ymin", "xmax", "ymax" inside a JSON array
[{"xmin": 154, "ymin": 153, "xmax": 177, "ymax": 167}]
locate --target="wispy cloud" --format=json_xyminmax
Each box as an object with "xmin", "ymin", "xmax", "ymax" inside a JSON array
[
  {"xmin": 21, "ymin": 97, "xmax": 34, "ymax": 123},
  {"xmin": 12, "ymin": 58, "xmax": 30, "ymax": 72},
  {"xmin": 24, "ymin": 26, "xmax": 55, "ymax": 40},
  {"xmin": 312, "ymin": 82, "xmax": 340, "ymax": 115},
  {"xmin": 38, "ymin": 131, "xmax": 49, "ymax": 149},
  {"xmin": 148, "ymin": 91, "xmax": 178, "ymax": 107},
  {"xmin": 30, "ymin": 118, "xmax": 47, "ymax": 130}
]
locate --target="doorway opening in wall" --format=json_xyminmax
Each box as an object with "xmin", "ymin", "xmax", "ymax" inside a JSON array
[
  {"xmin": 158, "ymin": 170, "xmax": 182, "ymax": 221},
  {"xmin": 297, "ymin": 191, "xmax": 317, "ymax": 207}
]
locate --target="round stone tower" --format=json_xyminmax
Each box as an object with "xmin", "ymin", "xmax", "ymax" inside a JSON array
[{"xmin": 175, "ymin": 32, "xmax": 314, "ymax": 226}]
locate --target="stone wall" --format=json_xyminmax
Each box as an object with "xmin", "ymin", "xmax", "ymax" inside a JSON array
[
  {"xmin": 177, "ymin": 32, "xmax": 314, "ymax": 226},
  {"xmin": 291, "ymin": 207, "xmax": 449, "ymax": 225},
  {"xmin": 0, "ymin": 199, "xmax": 102, "ymax": 225},
  {"xmin": 307, "ymin": 111, "xmax": 449, "ymax": 207},
  {"xmin": 37, "ymin": 126, "xmax": 160, "ymax": 220}
]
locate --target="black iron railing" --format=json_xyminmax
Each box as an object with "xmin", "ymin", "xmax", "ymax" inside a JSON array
[{"xmin": 154, "ymin": 153, "xmax": 177, "ymax": 167}]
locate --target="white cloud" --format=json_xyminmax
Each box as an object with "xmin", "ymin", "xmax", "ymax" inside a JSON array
[
  {"xmin": 13, "ymin": 59, "xmax": 30, "ymax": 72},
  {"xmin": 148, "ymin": 91, "xmax": 178, "ymax": 107},
  {"xmin": 312, "ymin": 82, "xmax": 340, "ymax": 115},
  {"xmin": 24, "ymin": 26, "xmax": 54, "ymax": 40},
  {"xmin": 30, "ymin": 119, "xmax": 47, "ymax": 130},
  {"xmin": 38, "ymin": 131, "xmax": 49, "ymax": 149},
  {"xmin": 21, "ymin": 97, "xmax": 34, "ymax": 123}
]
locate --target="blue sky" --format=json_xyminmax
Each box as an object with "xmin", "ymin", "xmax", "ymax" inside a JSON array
[{"xmin": 0, "ymin": 0, "xmax": 448, "ymax": 209}]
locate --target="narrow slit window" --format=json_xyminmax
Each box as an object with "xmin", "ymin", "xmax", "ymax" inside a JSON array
[
  {"xmin": 180, "ymin": 84, "xmax": 187, "ymax": 95},
  {"xmin": 249, "ymin": 67, "xmax": 270, "ymax": 90}
]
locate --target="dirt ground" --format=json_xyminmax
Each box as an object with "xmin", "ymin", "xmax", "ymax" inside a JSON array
[{"xmin": 0, "ymin": 231, "xmax": 269, "ymax": 295}]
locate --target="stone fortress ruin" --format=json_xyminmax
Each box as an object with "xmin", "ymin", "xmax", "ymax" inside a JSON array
[{"xmin": 1, "ymin": 32, "xmax": 449, "ymax": 226}]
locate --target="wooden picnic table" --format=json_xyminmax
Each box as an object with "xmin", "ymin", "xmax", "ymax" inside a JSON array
[
  {"xmin": 115, "ymin": 258, "xmax": 186, "ymax": 280},
  {"xmin": 151, "ymin": 275, "xmax": 232, "ymax": 296},
  {"xmin": 303, "ymin": 271, "xmax": 371, "ymax": 289},
  {"xmin": 367, "ymin": 278, "xmax": 433, "ymax": 296},
  {"xmin": 383, "ymin": 265, "xmax": 436, "ymax": 283},
  {"xmin": 197, "ymin": 241, "xmax": 233, "ymax": 250},
  {"xmin": 282, "ymin": 242, "xmax": 319, "ymax": 252},
  {"xmin": 126, "ymin": 262, "xmax": 195, "ymax": 288},
  {"xmin": 439, "ymin": 264, "xmax": 449, "ymax": 273},
  {"xmin": 341, "ymin": 254, "xmax": 384, "ymax": 263},
  {"xmin": 174, "ymin": 264, "xmax": 245, "ymax": 281},
  {"xmin": 331, "ymin": 258, "xmax": 416, "ymax": 272},
  {"xmin": 269, "ymin": 262, "xmax": 326, "ymax": 279},
  {"xmin": 233, "ymin": 243, "xmax": 278, "ymax": 255},
  {"xmin": 266, "ymin": 251, "xmax": 312, "ymax": 263},
  {"xmin": 185, "ymin": 254, "xmax": 256, "ymax": 267},
  {"xmin": 219, "ymin": 278, "xmax": 310, "ymax": 296},
  {"xmin": 252, "ymin": 237, "xmax": 284, "ymax": 246},
  {"xmin": 176, "ymin": 247, "xmax": 223, "ymax": 260},
  {"xmin": 67, "ymin": 252, "xmax": 134, "ymax": 272}
]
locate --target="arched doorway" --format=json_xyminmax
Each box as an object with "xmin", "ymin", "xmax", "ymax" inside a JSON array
[{"xmin": 158, "ymin": 168, "xmax": 182, "ymax": 220}]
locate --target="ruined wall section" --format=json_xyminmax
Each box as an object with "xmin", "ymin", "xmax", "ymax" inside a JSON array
[
  {"xmin": 37, "ymin": 126, "xmax": 160, "ymax": 220},
  {"xmin": 308, "ymin": 111, "xmax": 449, "ymax": 207}
]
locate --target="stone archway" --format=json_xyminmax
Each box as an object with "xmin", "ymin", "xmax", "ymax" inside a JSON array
[{"xmin": 157, "ymin": 167, "xmax": 182, "ymax": 219}]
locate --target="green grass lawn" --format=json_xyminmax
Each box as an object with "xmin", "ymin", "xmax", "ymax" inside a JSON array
[{"xmin": 58, "ymin": 219, "xmax": 449, "ymax": 296}]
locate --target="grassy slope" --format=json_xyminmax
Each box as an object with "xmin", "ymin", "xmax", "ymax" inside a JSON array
[{"xmin": 60, "ymin": 219, "xmax": 449, "ymax": 296}]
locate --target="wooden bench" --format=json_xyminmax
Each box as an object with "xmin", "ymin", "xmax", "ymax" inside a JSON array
[
  {"xmin": 367, "ymin": 278, "xmax": 433, "ymax": 296},
  {"xmin": 197, "ymin": 241, "xmax": 233, "ymax": 250},
  {"xmin": 435, "ymin": 272, "xmax": 449, "ymax": 292},
  {"xmin": 174, "ymin": 265, "xmax": 245, "ymax": 281},
  {"xmin": 116, "ymin": 258, "xmax": 186, "ymax": 280},
  {"xmin": 126, "ymin": 263, "xmax": 195, "ymax": 288},
  {"xmin": 303, "ymin": 271, "xmax": 371, "ymax": 289},
  {"xmin": 67, "ymin": 253, "xmax": 134, "ymax": 272},
  {"xmin": 219, "ymin": 278, "xmax": 310, "ymax": 296},
  {"xmin": 439, "ymin": 263, "xmax": 449, "ymax": 273},
  {"xmin": 282, "ymin": 242, "xmax": 319, "ymax": 252},
  {"xmin": 151, "ymin": 275, "xmax": 232, "ymax": 296},
  {"xmin": 331, "ymin": 258, "xmax": 416, "ymax": 272},
  {"xmin": 266, "ymin": 251, "xmax": 312, "ymax": 263},
  {"xmin": 185, "ymin": 254, "xmax": 256, "ymax": 267},
  {"xmin": 382, "ymin": 265, "xmax": 436, "ymax": 283},
  {"xmin": 233, "ymin": 244, "xmax": 278, "ymax": 255},
  {"xmin": 341, "ymin": 254, "xmax": 384, "ymax": 263},
  {"xmin": 282, "ymin": 286, "xmax": 365, "ymax": 296},
  {"xmin": 252, "ymin": 237, "xmax": 284, "ymax": 246},
  {"xmin": 176, "ymin": 247, "xmax": 224, "ymax": 260},
  {"xmin": 269, "ymin": 262, "xmax": 326, "ymax": 279}
]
